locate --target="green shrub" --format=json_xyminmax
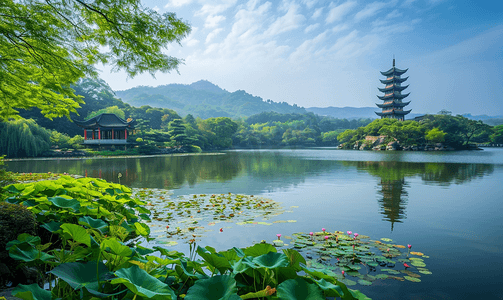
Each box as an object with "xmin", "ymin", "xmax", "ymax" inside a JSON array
[{"xmin": 0, "ymin": 203, "xmax": 37, "ymax": 257}]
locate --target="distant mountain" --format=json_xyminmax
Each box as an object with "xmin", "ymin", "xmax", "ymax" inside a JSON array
[{"xmin": 115, "ymin": 80, "xmax": 306, "ymax": 119}]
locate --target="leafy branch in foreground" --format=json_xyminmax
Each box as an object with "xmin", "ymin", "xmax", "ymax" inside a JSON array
[{"xmin": 0, "ymin": 0, "xmax": 191, "ymax": 119}]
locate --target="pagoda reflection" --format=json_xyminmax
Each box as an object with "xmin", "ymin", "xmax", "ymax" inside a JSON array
[{"xmin": 377, "ymin": 178, "xmax": 408, "ymax": 231}]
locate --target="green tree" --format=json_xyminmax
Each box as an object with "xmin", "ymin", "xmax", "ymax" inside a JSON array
[
  {"xmin": 87, "ymin": 106, "xmax": 125, "ymax": 120},
  {"xmin": 199, "ymin": 117, "xmax": 238, "ymax": 148},
  {"xmin": 425, "ymin": 128, "xmax": 446, "ymax": 143},
  {"xmin": 490, "ymin": 125, "xmax": 503, "ymax": 144},
  {"xmin": 0, "ymin": 119, "xmax": 51, "ymax": 157},
  {"xmin": 0, "ymin": 0, "xmax": 190, "ymax": 120},
  {"xmin": 168, "ymin": 119, "xmax": 189, "ymax": 146}
]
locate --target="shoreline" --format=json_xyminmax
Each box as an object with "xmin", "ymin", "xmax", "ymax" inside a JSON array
[{"xmin": 4, "ymin": 152, "xmax": 225, "ymax": 162}]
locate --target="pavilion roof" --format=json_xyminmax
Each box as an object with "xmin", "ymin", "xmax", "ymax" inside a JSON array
[{"xmin": 73, "ymin": 113, "xmax": 135, "ymax": 129}]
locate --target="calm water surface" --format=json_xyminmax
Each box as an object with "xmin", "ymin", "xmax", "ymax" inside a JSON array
[{"xmin": 6, "ymin": 148, "xmax": 503, "ymax": 300}]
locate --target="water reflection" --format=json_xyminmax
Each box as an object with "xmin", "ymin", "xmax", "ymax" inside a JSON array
[
  {"xmin": 344, "ymin": 161, "xmax": 494, "ymax": 230},
  {"xmin": 5, "ymin": 152, "xmax": 495, "ymax": 230}
]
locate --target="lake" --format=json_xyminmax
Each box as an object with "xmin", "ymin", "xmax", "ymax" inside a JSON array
[{"xmin": 5, "ymin": 148, "xmax": 503, "ymax": 299}]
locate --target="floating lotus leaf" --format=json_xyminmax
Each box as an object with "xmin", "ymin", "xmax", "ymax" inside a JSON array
[
  {"xmin": 409, "ymin": 257, "xmax": 423, "ymax": 261},
  {"xmin": 284, "ymin": 229, "xmax": 431, "ymax": 289},
  {"xmin": 389, "ymin": 276, "xmax": 404, "ymax": 281},
  {"xmin": 401, "ymin": 270, "xmax": 421, "ymax": 278},
  {"xmin": 339, "ymin": 279, "xmax": 356, "ymax": 286},
  {"xmin": 419, "ymin": 270, "xmax": 432, "ymax": 275},
  {"xmin": 404, "ymin": 276, "xmax": 421, "ymax": 282},
  {"xmin": 357, "ymin": 279, "xmax": 372, "ymax": 286},
  {"xmin": 410, "ymin": 251, "xmax": 424, "ymax": 256},
  {"xmin": 411, "ymin": 261, "xmax": 426, "ymax": 267},
  {"xmin": 273, "ymin": 240, "xmax": 285, "ymax": 247}
]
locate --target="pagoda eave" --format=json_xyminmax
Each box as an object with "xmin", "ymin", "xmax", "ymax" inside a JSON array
[
  {"xmin": 380, "ymin": 67, "xmax": 408, "ymax": 76},
  {"xmin": 380, "ymin": 76, "xmax": 408, "ymax": 84},
  {"xmin": 376, "ymin": 101, "xmax": 410, "ymax": 109}
]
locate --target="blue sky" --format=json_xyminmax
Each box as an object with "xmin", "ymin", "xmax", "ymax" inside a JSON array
[{"xmin": 99, "ymin": 0, "xmax": 503, "ymax": 116}]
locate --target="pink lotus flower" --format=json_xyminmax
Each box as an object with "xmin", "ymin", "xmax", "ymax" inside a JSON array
[
  {"xmin": 324, "ymin": 236, "xmax": 329, "ymax": 240},
  {"xmin": 309, "ymin": 232, "xmax": 313, "ymax": 236},
  {"xmin": 219, "ymin": 228, "xmax": 223, "ymax": 232},
  {"xmin": 354, "ymin": 233, "xmax": 359, "ymax": 238},
  {"xmin": 166, "ymin": 225, "xmax": 169, "ymax": 229},
  {"xmin": 408, "ymin": 244, "xmax": 412, "ymax": 249},
  {"xmin": 404, "ymin": 263, "xmax": 410, "ymax": 268},
  {"xmin": 347, "ymin": 231, "xmax": 352, "ymax": 236},
  {"xmin": 277, "ymin": 234, "xmax": 281, "ymax": 240},
  {"xmin": 322, "ymin": 228, "xmax": 326, "ymax": 232},
  {"xmin": 387, "ymin": 248, "xmax": 390, "ymax": 252},
  {"xmin": 342, "ymin": 270, "xmax": 345, "ymax": 276}
]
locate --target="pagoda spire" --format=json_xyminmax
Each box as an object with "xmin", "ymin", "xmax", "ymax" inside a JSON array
[{"xmin": 375, "ymin": 58, "xmax": 411, "ymax": 121}]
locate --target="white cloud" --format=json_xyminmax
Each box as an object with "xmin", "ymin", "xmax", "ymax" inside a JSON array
[
  {"xmin": 196, "ymin": 0, "xmax": 238, "ymax": 16},
  {"xmin": 289, "ymin": 31, "xmax": 328, "ymax": 63},
  {"xmin": 206, "ymin": 28, "xmax": 223, "ymax": 43},
  {"xmin": 312, "ymin": 7, "xmax": 323, "ymax": 19},
  {"xmin": 401, "ymin": 0, "xmax": 417, "ymax": 7},
  {"xmin": 326, "ymin": 1, "xmax": 357, "ymax": 24},
  {"xmin": 332, "ymin": 23, "xmax": 349, "ymax": 33},
  {"xmin": 301, "ymin": 0, "xmax": 318, "ymax": 9},
  {"xmin": 204, "ymin": 15, "xmax": 226, "ymax": 28},
  {"xmin": 354, "ymin": 2, "xmax": 388, "ymax": 22},
  {"xmin": 186, "ymin": 38, "xmax": 200, "ymax": 47},
  {"xmin": 264, "ymin": 3, "xmax": 306, "ymax": 36},
  {"xmin": 305, "ymin": 23, "xmax": 319, "ymax": 33},
  {"xmin": 152, "ymin": 5, "xmax": 160, "ymax": 12},
  {"xmin": 386, "ymin": 9, "xmax": 402, "ymax": 19},
  {"xmin": 164, "ymin": 0, "xmax": 193, "ymax": 8}
]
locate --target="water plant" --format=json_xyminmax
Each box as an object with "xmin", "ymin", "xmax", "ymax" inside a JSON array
[
  {"xmin": 1, "ymin": 176, "xmax": 370, "ymax": 299},
  {"xmin": 277, "ymin": 230, "xmax": 431, "ymax": 287}
]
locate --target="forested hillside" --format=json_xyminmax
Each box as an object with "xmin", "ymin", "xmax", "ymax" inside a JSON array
[{"xmin": 115, "ymin": 80, "xmax": 306, "ymax": 118}]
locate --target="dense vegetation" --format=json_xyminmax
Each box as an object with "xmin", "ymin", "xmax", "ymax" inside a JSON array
[
  {"xmin": 115, "ymin": 80, "xmax": 307, "ymax": 119},
  {"xmin": 0, "ymin": 174, "xmax": 369, "ymax": 299},
  {"xmin": 337, "ymin": 115, "xmax": 493, "ymax": 150}
]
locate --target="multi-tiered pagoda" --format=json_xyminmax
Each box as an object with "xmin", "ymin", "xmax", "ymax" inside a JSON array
[{"xmin": 375, "ymin": 59, "xmax": 411, "ymax": 120}]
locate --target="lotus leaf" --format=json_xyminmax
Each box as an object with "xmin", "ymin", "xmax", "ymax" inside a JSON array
[
  {"xmin": 380, "ymin": 238, "xmax": 393, "ymax": 242},
  {"xmin": 61, "ymin": 224, "xmax": 91, "ymax": 247},
  {"xmin": 357, "ymin": 279, "xmax": 372, "ymax": 286},
  {"xmin": 411, "ymin": 261, "xmax": 426, "ymax": 267},
  {"xmin": 243, "ymin": 243, "xmax": 277, "ymax": 257},
  {"xmin": 410, "ymin": 251, "xmax": 424, "ymax": 256},
  {"xmin": 185, "ymin": 275, "xmax": 241, "ymax": 300},
  {"xmin": 9, "ymin": 243, "xmax": 55, "ymax": 263},
  {"xmin": 48, "ymin": 196, "xmax": 81, "ymax": 211},
  {"xmin": 404, "ymin": 276, "xmax": 421, "ymax": 282},
  {"xmin": 12, "ymin": 284, "xmax": 51, "ymax": 300},
  {"xmin": 78, "ymin": 216, "xmax": 108, "ymax": 232},
  {"xmin": 419, "ymin": 270, "xmax": 432, "ymax": 275},
  {"xmin": 313, "ymin": 278, "xmax": 344, "ymax": 298},
  {"xmin": 253, "ymin": 252, "xmax": 289, "ymax": 269},
  {"xmin": 112, "ymin": 265, "xmax": 176, "ymax": 299},
  {"xmin": 277, "ymin": 278, "xmax": 324, "ymax": 300},
  {"xmin": 48, "ymin": 261, "xmax": 114, "ymax": 296}
]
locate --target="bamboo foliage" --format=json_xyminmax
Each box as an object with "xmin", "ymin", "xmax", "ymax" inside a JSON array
[{"xmin": 0, "ymin": 119, "xmax": 51, "ymax": 157}]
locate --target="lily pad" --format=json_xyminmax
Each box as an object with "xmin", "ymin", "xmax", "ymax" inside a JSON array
[
  {"xmin": 380, "ymin": 238, "xmax": 393, "ymax": 242},
  {"xmin": 404, "ymin": 276, "xmax": 421, "ymax": 282},
  {"xmin": 357, "ymin": 279, "xmax": 372, "ymax": 286}
]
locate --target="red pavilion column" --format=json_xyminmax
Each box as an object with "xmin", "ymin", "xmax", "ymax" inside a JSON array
[
  {"xmin": 98, "ymin": 128, "xmax": 101, "ymax": 140},
  {"xmin": 84, "ymin": 130, "xmax": 87, "ymax": 140},
  {"xmin": 125, "ymin": 129, "xmax": 127, "ymax": 139},
  {"xmin": 112, "ymin": 129, "xmax": 114, "ymax": 140}
]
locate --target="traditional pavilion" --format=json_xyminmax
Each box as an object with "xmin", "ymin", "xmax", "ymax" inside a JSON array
[
  {"xmin": 73, "ymin": 113, "xmax": 135, "ymax": 147},
  {"xmin": 375, "ymin": 58, "xmax": 411, "ymax": 121}
]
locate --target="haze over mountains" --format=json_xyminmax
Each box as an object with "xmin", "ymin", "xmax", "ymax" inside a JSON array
[{"xmin": 116, "ymin": 80, "xmax": 502, "ymax": 122}]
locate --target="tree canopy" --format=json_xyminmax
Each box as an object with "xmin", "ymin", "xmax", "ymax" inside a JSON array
[{"xmin": 0, "ymin": 0, "xmax": 190, "ymax": 120}]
